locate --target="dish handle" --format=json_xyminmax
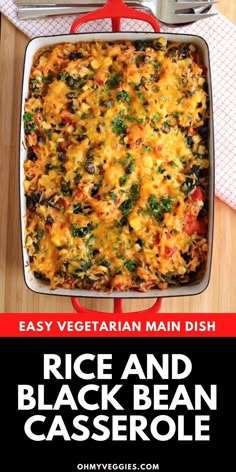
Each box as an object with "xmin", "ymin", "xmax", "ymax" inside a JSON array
[
  {"xmin": 70, "ymin": 0, "xmax": 160, "ymax": 33},
  {"xmin": 71, "ymin": 297, "xmax": 162, "ymax": 315}
]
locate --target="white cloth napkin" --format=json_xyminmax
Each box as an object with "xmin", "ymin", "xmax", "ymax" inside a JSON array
[{"xmin": 1, "ymin": 0, "xmax": 236, "ymax": 210}]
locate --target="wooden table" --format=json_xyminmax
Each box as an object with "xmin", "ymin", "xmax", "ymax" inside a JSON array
[{"xmin": 0, "ymin": 1, "xmax": 235, "ymax": 313}]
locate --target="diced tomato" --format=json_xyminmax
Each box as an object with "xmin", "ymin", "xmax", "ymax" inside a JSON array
[
  {"xmin": 155, "ymin": 234, "xmax": 160, "ymax": 245},
  {"xmin": 58, "ymin": 141, "xmax": 69, "ymax": 151},
  {"xmin": 191, "ymin": 186, "xmax": 205, "ymax": 202},
  {"xmin": 185, "ymin": 209, "xmax": 198, "ymax": 224},
  {"xmin": 61, "ymin": 115, "xmax": 72, "ymax": 126},
  {"xmin": 184, "ymin": 219, "xmax": 206, "ymax": 236},
  {"xmin": 187, "ymin": 127, "xmax": 197, "ymax": 136},
  {"xmin": 200, "ymin": 65, "xmax": 208, "ymax": 77},
  {"xmin": 94, "ymin": 77, "xmax": 104, "ymax": 86},
  {"xmin": 192, "ymin": 52, "xmax": 201, "ymax": 64},
  {"xmin": 165, "ymin": 246, "xmax": 177, "ymax": 256},
  {"xmin": 155, "ymin": 145, "xmax": 163, "ymax": 152},
  {"xmin": 54, "ymin": 198, "xmax": 66, "ymax": 212}
]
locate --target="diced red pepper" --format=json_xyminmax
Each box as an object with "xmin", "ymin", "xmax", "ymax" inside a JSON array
[
  {"xmin": 165, "ymin": 246, "xmax": 177, "ymax": 256},
  {"xmin": 94, "ymin": 77, "xmax": 104, "ymax": 86},
  {"xmin": 191, "ymin": 186, "xmax": 205, "ymax": 202},
  {"xmin": 184, "ymin": 219, "xmax": 206, "ymax": 236},
  {"xmin": 61, "ymin": 115, "xmax": 72, "ymax": 126},
  {"xmin": 54, "ymin": 198, "xmax": 66, "ymax": 212},
  {"xmin": 187, "ymin": 127, "xmax": 197, "ymax": 136},
  {"xmin": 192, "ymin": 52, "xmax": 201, "ymax": 64},
  {"xmin": 58, "ymin": 141, "xmax": 69, "ymax": 151}
]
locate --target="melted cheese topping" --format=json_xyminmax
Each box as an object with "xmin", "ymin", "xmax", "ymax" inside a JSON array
[{"xmin": 23, "ymin": 38, "xmax": 209, "ymax": 292}]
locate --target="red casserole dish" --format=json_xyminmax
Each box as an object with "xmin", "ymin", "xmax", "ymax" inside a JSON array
[{"xmin": 20, "ymin": 0, "xmax": 214, "ymax": 307}]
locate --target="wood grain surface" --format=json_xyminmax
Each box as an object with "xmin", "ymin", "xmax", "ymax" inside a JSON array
[{"xmin": 0, "ymin": 1, "xmax": 235, "ymax": 313}]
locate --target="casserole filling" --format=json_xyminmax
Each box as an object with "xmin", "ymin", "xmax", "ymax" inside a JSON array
[{"xmin": 23, "ymin": 38, "xmax": 209, "ymax": 292}]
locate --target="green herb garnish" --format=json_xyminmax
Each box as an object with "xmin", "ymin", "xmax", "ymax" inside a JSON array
[{"xmin": 148, "ymin": 195, "xmax": 175, "ymax": 223}]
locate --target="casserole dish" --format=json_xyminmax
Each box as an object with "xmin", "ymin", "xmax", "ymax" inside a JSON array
[{"xmin": 20, "ymin": 0, "xmax": 214, "ymax": 301}]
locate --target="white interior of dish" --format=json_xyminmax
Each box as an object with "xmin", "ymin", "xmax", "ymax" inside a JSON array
[{"xmin": 20, "ymin": 32, "xmax": 214, "ymax": 298}]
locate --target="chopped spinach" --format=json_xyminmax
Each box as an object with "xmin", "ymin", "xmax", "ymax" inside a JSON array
[
  {"xmin": 119, "ymin": 198, "xmax": 133, "ymax": 217},
  {"xmin": 125, "ymin": 260, "xmax": 137, "ymax": 272},
  {"xmin": 72, "ymin": 223, "xmax": 93, "ymax": 238},
  {"xmin": 106, "ymin": 74, "xmax": 122, "ymax": 89}
]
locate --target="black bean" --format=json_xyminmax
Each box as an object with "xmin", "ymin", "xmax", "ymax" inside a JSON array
[
  {"xmin": 100, "ymin": 260, "xmax": 111, "ymax": 268},
  {"xmin": 187, "ymin": 136, "xmax": 194, "ymax": 148},
  {"xmin": 178, "ymin": 45, "xmax": 190, "ymax": 59},
  {"xmin": 182, "ymin": 253, "xmax": 192, "ymax": 264},
  {"xmin": 73, "ymin": 203, "xmax": 83, "ymax": 214},
  {"xmin": 85, "ymin": 162, "xmax": 95, "ymax": 174},
  {"xmin": 186, "ymin": 90, "xmax": 196, "ymax": 97},
  {"xmin": 66, "ymin": 92, "xmax": 77, "ymax": 99},
  {"xmin": 190, "ymin": 165, "xmax": 203, "ymax": 178},
  {"xmin": 34, "ymin": 271, "xmax": 49, "ymax": 282},
  {"xmin": 31, "ymin": 192, "xmax": 41, "ymax": 203},
  {"xmin": 136, "ymin": 238, "xmax": 144, "ymax": 247},
  {"xmin": 164, "ymin": 174, "xmax": 171, "ymax": 180},
  {"xmin": 120, "ymin": 216, "xmax": 128, "ymax": 226},
  {"xmin": 150, "ymin": 74, "xmax": 159, "ymax": 83},
  {"xmin": 45, "ymin": 163, "xmax": 53, "ymax": 171},
  {"xmin": 162, "ymin": 122, "xmax": 171, "ymax": 133},
  {"xmin": 198, "ymin": 125, "xmax": 208, "ymax": 138},
  {"xmin": 38, "ymin": 135, "xmax": 46, "ymax": 144},
  {"xmin": 66, "ymin": 76, "xmax": 75, "ymax": 88},
  {"xmin": 26, "ymin": 196, "xmax": 35, "ymax": 210},
  {"xmin": 68, "ymin": 101, "xmax": 76, "ymax": 114},
  {"xmin": 58, "ymin": 152, "xmax": 66, "ymax": 162},
  {"xmin": 135, "ymin": 83, "xmax": 142, "ymax": 91},
  {"xmin": 58, "ymin": 165, "xmax": 66, "ymax": 173},
  {"xmin": 93, "ymin": 249, "xmax": 100, "ymax": 256},
  {"xmin": 91, "ymin": 184, "xmax": 100, "ymax": 197},
  {"xmin": 72, "ymin": 226, "xmax": 89, "ymax": 238},
  {"xmin": 136, "ymin": 54, "xmax": 149, "ymax": 65},
  {"xmin": 125, "ymin": 162, "xmax": 134, "ymax": 174},
  {"xmin": 61, "ymin": 181, "xmax": 72, "ymax": 196},
  {"xmin": 198, "ymin": 208, "xmax": 207, "ymax": 220},
  {"xmin": 27, "ymin": 148, "xmax": 37, "ymax": 161},
  {"xmin": 74, "ymin": 174, "xmax": 81, "ymax": 185},
  {"xmin": 40, "ymin": 198, "xmax": 49, "ymax": 206},
  {"xmin": 151, "ymin": 40, "xmax": 163, "ymax": 51},
  {"xmin": 85, "ymin": 276, "xmax": 95, "ymax": 287},
  {"xmin": 184, "ymin": 177, "xmax": 196, "ymax": 194},
  {"xmin": 134, "ymin": 40, "xmax": 146, "ymax": 51},
  {"xmin": 86, "ymin": 147, "xmax": 94, "ymax": 160},
  {"xmin": 57, "ymin": 72, "xmax": 64, "ymax": 80},
  {"xmin": 69, "ymin": 51, "xmax": 84, "ymax": 60},
  {"xmin": 77, "ymin": 134, "xmax": 88, "ymax": 142},
  {"xmin": 45, "ymin": 215, "xmax": 54, "ymax": 225},
  {"xmin": 34, "ymin": 107, "xmax": 43, "ymax": 113},
  {"xmin": 34, "ymin": 94, "xmax": 41, "ymax": 99}
]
